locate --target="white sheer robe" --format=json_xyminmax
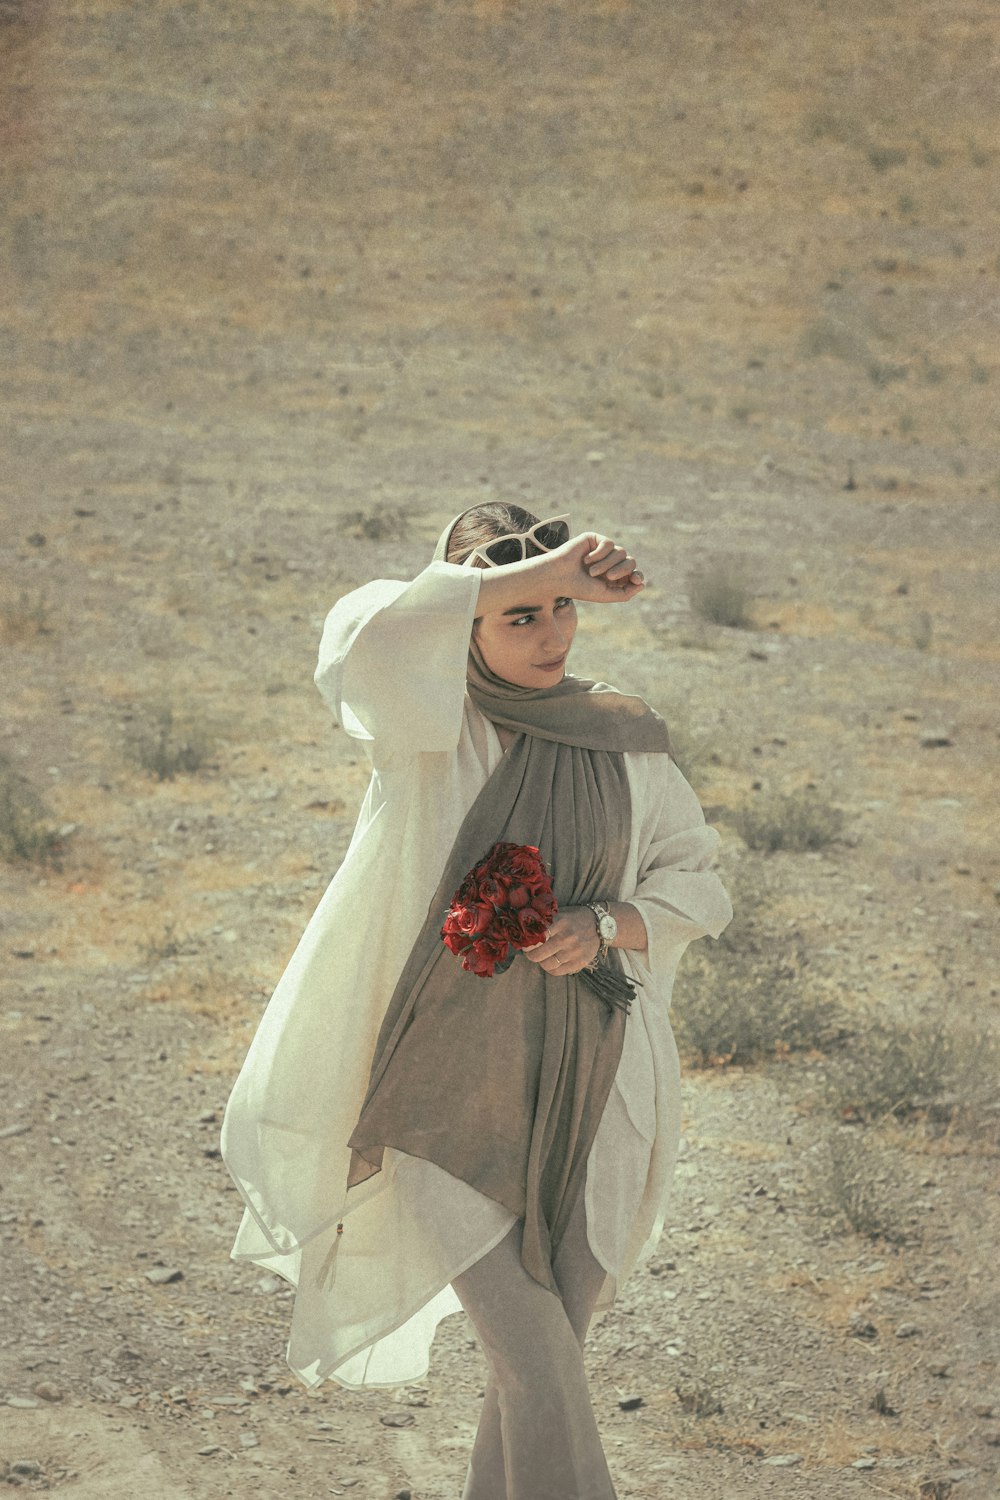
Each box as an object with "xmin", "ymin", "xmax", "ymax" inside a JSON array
[{"xmin": 220, "ymin": 560, "xmax": 733, "ymax": 1389}]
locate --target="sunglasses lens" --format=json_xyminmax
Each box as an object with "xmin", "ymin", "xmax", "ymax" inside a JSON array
[
  {"xmin": 482, "ymin": 538, "xmax": 526, "ymax": 567},
  {"xmin": 533, "ymin": 519, "xmax": 570, "ymax": 551}
]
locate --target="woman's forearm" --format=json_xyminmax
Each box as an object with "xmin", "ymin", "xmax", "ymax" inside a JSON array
[
  {"xmin": 475, "ymin": 552, "xmax": 555, "ymax": 615},
  {"xmin": 607, "ymin": 901, "xmax": 648, "ymax": 955},
  {"xmin": 473, "ymin": 533, "xmax": 644, "ymax": 619}
]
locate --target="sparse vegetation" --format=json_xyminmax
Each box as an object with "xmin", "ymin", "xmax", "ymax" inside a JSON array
[
  {"xmin": 801, "ymin": 110, "xmax": 865, "ymax": 148},
  {"xmin": 1, "ymin": 589, "xmax": 52, "ymax": 642},
  {"xmin": 342, "ymin": 504, "xmax": 410, "ymax": 540},
  {"xmin": 910, "ymin": 610, "xmax": 933, "ymax": 651},
  {"xmin": 799, "ymin": 319, "xmax": 863, "ymax": 362},
  {"xmin": 867, "ymin": 145, "xmax": 907, "ymax": 173},
  {"xmin": 867, "ymin": 360, "xmax": 908, "ymax": 386},
  {"xmin": 824, "ymin": 1017, "xmax": 1000, "ymax": 1140},
  {"xmin": 0, "ymin": 754, "xmax": 66, "ymax": 866},
  {"xmin": 139, "ymin": 920, "xmax": 195, "ymax": 962},
  {"xmin": 687, "ymin": 560, "xmax": 754, "ymax": 629},
  {"xmin": 671, "ymin": 860, "xmax": 847, "ymax": 1068},
  {"xmin": 674, "ymin": 1377, "xmax": 724, "ymax": 1417},
  {"xmin": 124, "ymin": 704, "xmax": 216, "ymax": 781},
  {"xmin": 814, "ymin": 1129, "xmax": 913, "ymax": 1244},
  {"xmin": 731, "ymin": 788, "xmax": 845, "ymax": 853}
]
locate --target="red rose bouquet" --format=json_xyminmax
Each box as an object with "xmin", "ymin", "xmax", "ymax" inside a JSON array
[{"xmin": 441, "ymin": 841, "xmax": 557, "ymax": 978}]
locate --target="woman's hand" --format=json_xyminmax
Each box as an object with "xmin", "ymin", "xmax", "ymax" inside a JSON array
[
  {"xmin": 544, "ymin": 532, "xmax": 646, "ymax": 605},
  {"xmin": 521, "ymin": 906, "xmax": 602, "ymax": 975}
]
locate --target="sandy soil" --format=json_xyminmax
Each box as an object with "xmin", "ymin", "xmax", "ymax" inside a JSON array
[{"xmin": 1, "ymin": 2, "xmax": 998, "ymax": 1496}]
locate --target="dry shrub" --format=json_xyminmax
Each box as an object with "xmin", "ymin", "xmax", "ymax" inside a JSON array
[
  {"xmin": 812, "ymin": 1128, "xmax": 914, "ymax": 1244},
  {"xmin": 0, "ymin": 754, "xmax": 67, "ymax": 866},
  {"xmin": 731, "ymin": 787, "xmax": 845, "ymax": 853},
  {"xmin": 0, "ymin": 588, "xmax": 51, "ymax": 642},
  {"xmin": 825, "ymin": 1018, "xmax": 1000, "ymax": 1141},
  {"xmin": 124, "ymin": 704, "xmax": 216, "ymax": 781},
  {"xmin": 686, "ymin": 560, "xmax": 754, "ymax": 629},
  {"xmin": 342, "ymin": 504, "xmax": 410, "ymax": 541},
  {"xmin": 671, "ymin": 860, "xmax": 847, "ymax": 1068}
]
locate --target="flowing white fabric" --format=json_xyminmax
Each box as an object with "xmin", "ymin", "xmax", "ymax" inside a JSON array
[{"xmin": 220, "ymin": 559, "xmax": 733, "ymax": 1390}]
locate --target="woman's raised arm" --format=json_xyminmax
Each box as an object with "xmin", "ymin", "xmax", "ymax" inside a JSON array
[
  {"xmin": 476, "ymin": 532, "xmax": 645, "ymax": 617},
  {"xmin": 313, "ymin": 565, "xmax": 482, "ymax": 755}
]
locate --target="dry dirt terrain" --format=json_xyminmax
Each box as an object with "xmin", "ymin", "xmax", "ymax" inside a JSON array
[{"xmin": 1, "ymin": 2, "xmax": 998, "ymax": 1497}]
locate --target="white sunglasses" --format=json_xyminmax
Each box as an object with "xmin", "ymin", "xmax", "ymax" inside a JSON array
[{"xmin": 460, "ymin": 514, "xmax": 571, "ymax": 569}]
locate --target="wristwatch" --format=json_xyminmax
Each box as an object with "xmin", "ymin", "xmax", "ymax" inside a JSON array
[{"xmin": 586, "ymin": 901, "xmax": 618, "ymax": 966}]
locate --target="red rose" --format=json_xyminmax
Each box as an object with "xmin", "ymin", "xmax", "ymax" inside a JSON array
[
  {"xmin": 517, "ymin": 908, "xmax": 548, "ymax": 944},
  {"xmin": 463, "ymin": 945, "xmax": 498, "ymax": 978},
  {"xmin": 443, "ymin": 840, "xmax": 557, "ymax": 978},
  {"xmin": 442, "ymin": 929, "xmax": 471, "ymax": 957}
]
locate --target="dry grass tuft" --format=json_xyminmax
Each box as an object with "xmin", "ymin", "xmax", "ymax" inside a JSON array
[
  {"xmin": 730, "ymin": 787, "xmax": 845, "ymax": 853},
  {"xmin": 825, "ymin": 1018, "xmax": 1000, "ymax": 1141},
  {"xmin": 671, "ymin": 860, "xmax": 848, "ymax": 1068},
  {"xmin": 686, "ymin": 560, "xmax": 755, "ymax": 629},
  {"xmin": 342, "ymin": 503, "xmax": 410, "ymax": 541},
  {"xmin": 0, "ymin": 754, "xmax": 68, "ymax": 867},
  {"xmin": 0, "ymin": 588, "xmax": 52, "ymax": 642},
  {"xmin": 812, "ymin": 1127, "xmax": 918, "ymax": 1244},
  {"xmin": 123, "ymin": 703, "xmax": 217, "ymax": 781}
]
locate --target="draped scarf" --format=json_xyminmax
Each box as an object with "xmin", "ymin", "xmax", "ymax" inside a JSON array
[{"xmin": 342, "ymin": 507, "xmax": 672, "ymax": 1292}]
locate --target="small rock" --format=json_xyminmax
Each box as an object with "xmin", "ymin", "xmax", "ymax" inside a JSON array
[
  {"xmin": 6, "ymin": 1397, "xmax": 39, "ymax": 1408},
  {"xmin": 973, "ymin": 1402, "xmax": 995, "ymax": 1418},
  {"xmin": 10, "ymin": 1461, "xmax": 43, "ymax": 1478},
  {"xmin": 238, "ymin": 1431, "xmax": 259, "ymax": 1449},
  {"xmin": 896, "ymin": 1322, "xmax": 921, "ymax": 1339},
  {"xmin": 586, "ymin": 450, "xmax": 606, "ymax": 463},
  {"xmin": 762, "ymin": 1454, "xmax": 804, "ymax": 1467},
  {"xmin": 618, "ymin": 1395, "xmax": 644, "ymax": 1411},
  {"xmin": 197, "ymin": 1445, "xmax": 221, "ymax": 1456},
  {"xmin": 32, "ymin": 1382, "xmax": 63, "ymax": 1402},
  {"xmin": 395, "ymin": 1491, "xmax": 413, "ymax": 1500},
  {"xmin": 0, "ymin": 1122, "xmax": 32, "ymax": 1139},
  {"xmin": 928, "ymin": 1361, "xmax": 950, "ymax": 1378},
  {"xmin": 145, "ymin": 1266, "xmax": 183, "ymax": 1284},
  {"xmin": 849, "ymin": 1313, "xmax": 878, "ymax": 1339},
  {"xmin": 379, "ymin": 1411, "xmax": 415, "ymax": 1428},
  {"xmin": 853, "ymin": 1457, "xmax": 878, "ymax": 1469},
  {"xmin": 919, "ymin": 728, "xmax": 953, "ymax": 748}
]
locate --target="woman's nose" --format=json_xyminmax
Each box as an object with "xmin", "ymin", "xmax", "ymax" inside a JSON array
[{"xmin": 541, "ymin": 615, "xmax": 571, "ymax": 654}]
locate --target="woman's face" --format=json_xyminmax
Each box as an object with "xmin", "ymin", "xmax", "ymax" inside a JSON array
[{"xmin": 473, "ymin": 591, "xmax": 578, "ymax": 689}]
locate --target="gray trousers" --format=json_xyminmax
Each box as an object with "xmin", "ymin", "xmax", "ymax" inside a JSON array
[{"xmin": 451, "ymin": 1178, "xmax": 618, "ymax": 1500}]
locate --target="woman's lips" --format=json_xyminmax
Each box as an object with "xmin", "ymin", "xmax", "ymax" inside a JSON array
[{"xmin": 536, "ymin": 653, "xmax": 567, "ymax": 671}]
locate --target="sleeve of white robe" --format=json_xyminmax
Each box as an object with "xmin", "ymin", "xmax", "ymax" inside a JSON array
[
  {"xmin": 313, "ymin": 561, "xmax": 482, "ymax": 755},
  {"xmin": 624, "ymin": 751, "xmax": 734, "ymax": 976}
]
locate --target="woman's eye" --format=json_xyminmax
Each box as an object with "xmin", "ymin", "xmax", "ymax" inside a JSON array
[{"xmin": 511, "ymin": 597, "xmax": 572, "ymax": 627}]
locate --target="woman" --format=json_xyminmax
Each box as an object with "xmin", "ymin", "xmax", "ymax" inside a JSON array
[{"xmin": 221, "ymin": 503, "xmax": 733, "ymax": 1499}]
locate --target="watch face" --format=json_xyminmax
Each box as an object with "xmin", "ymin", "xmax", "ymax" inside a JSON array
[{"xmin": 598, "ymin": 913, "xmax": 617, "ymax": 940}]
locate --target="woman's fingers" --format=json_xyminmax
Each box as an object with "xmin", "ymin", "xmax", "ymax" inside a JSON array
[{"xmin": 584, "ymin": 538, "xmax": 639, "ymax": 583}]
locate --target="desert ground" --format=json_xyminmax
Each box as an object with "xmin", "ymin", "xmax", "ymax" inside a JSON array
[{"xmin": 1, "ymin": 1, "xmax": 998, "ymax": 1496}]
